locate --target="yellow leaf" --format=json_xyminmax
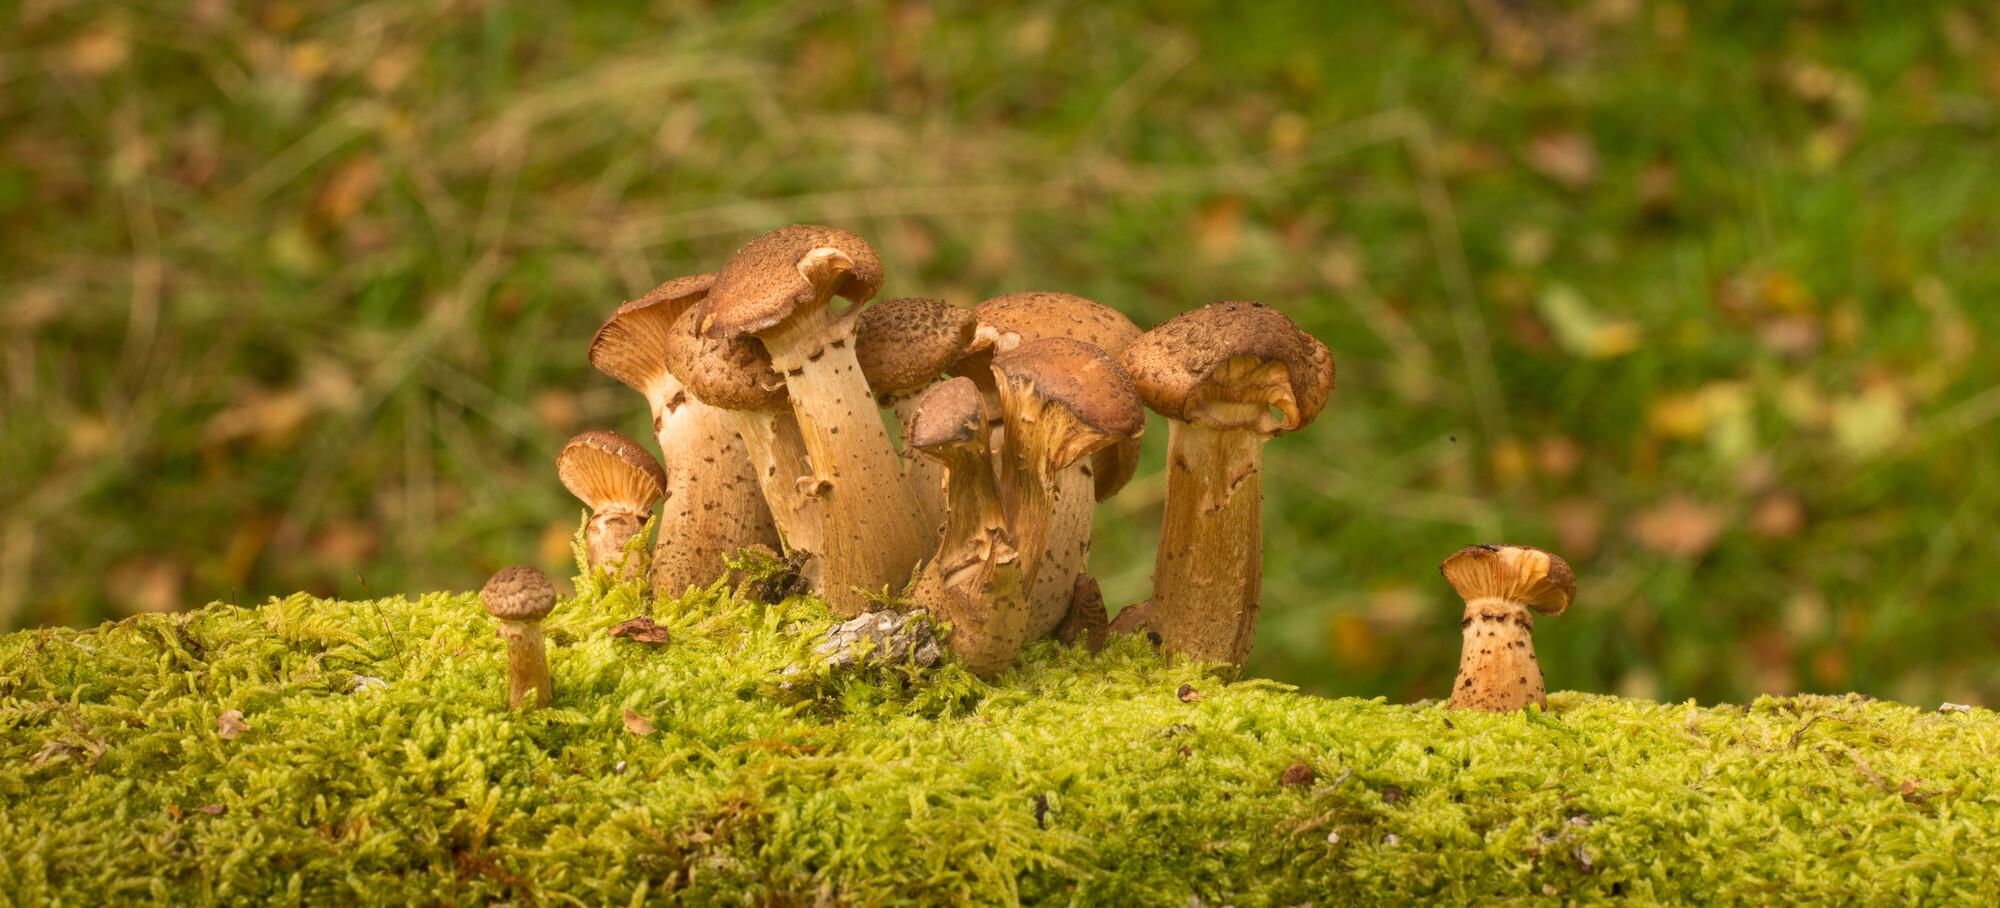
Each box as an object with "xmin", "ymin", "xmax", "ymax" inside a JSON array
[{"xmin": 622, "ymin": 708, "xmax": 655, "ymax": 737}]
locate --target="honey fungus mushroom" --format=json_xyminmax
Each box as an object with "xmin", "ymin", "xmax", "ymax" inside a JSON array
[
  {"xmin": 1440, "ymin": 545, "xmax": 1575, "ymax": 711},
  {"xmin": 479, "ymin": 566, "xmax": 558, "ymax": 710},
  {"xmin": 1119, "ymin": 301, "xmax": 1334, "ymax": 668},
  {"xmin": 699, "ymin": 225, "xmax": 931, "ymax": 617},
  {"xmin": 588, "ymin": 274, "xmax": 778, "ymax": 596},
  {"xmin": 556, "ymin": 430, "xmax": 666, "ymax": 580},
  {"xmin": 854, "ymin": 297, "xmax": 977, "ymax": 539},
  {"xmin": 906, "ymin": 376, "xmax": 1027, "ymax": 676}
]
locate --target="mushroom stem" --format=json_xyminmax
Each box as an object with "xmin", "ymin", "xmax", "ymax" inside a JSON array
[
  {"xmin": 584, "ymin": 508, "xmax": 649, "ymax": 577},
  {"xmin": 1451, "ymin": 598, "xmax": 1544, "ymax": 711},
  {"xmin": 1005, "ymin": 458, "xmax": 1096, "ymax": 636},
  {"xmin": 761, "ymin": 304, "xmax": 930, "ymax": 615},
  {"xmin": 888, "ymin": 391, "xmax": 951, "ymax": 540},
  {"xmin": 648, "ymin": 388, "xmax": 778, "ymax": 597},
  {"xmin": 732, "ymin": 409, "xmax": 824, "ymax": 559},
  {"xmin": 916, "ymin": 441, "xmax": 1027, "ymax": 676},
  {"xmin": 1147, "ymin": 416, "xmax": 1266, "ymax": 666},
  {"xmin": 495, "ymin": 618, "xmax": 551, "ymax": 710}
]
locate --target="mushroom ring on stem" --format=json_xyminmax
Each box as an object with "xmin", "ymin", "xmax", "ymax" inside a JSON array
[
  {"xmin": 589, "ymin": 274, "xmax": 778, "ymax": 597},
  {"xmin": 992, "ymin": 337, "xmax": 1144, "ymax": 639},
  {"xmin": 1120, "ymin": 301, "xmax": 1334, "ymax": 668},
  {"xmin": 1440, "ymin": 544, "xmax": 1575, "ymax": 712},
  {"xmin": 698, "ymin": 225, "xmax": 931, "ymax": 617},
  {"xmin": 557, "ymin": 430, "xmax": 667, "ymax": 580},
  {"xmin": 854, "ymin": 297, "xmax": 977, "ymax": 541},
  {"xmin": 906, "ymin": 376, "xmax": 1027, "ymax": 676},
  {"xmin": 480, "ymin": 566, "xmax": 558, "ymax": 710}
]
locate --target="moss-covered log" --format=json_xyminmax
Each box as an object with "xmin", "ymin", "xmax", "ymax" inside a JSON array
[{"xmin": 2, "ymin": 571, "xmax": 1997, "ymax": 905}]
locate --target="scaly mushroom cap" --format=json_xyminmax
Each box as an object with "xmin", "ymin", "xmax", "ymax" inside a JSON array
[
  {"xmin": 701, "ymin": 225, "xmax": 884, "ymax": 339},
  {"xmin": 906, "ymin": 376, "xmax": 988, "ymax": 457},
  {"xmin": 1440, "ymin": 545, "xmax": 1575, "ymax": 616},
  {"xmin": 588, "ymin": 273, "xmax": 715, "ymax": 392},
  {"xmin": 1121, "ymin": 300, "xmax": 1334, "ymax": 436},
  {"xmin": 661, "ymin": 304, "xmax": 789, "ymax": 412},
  {"xmin": 992, "ymin": 337, "xmax": 1145, "ymax": 471},
  {"xmin": 480, "ymin": 565, "xmax": 558, "ymax": 622},
  {"xmin": 856, "ymin": 297, "xmax": 976, "ymax": 400},
  {"xmin": 557, "ymin": 430, "xmax": 667, "ymax": 511}
]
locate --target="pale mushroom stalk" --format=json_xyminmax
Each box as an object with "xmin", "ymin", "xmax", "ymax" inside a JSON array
[
  {"xmin": 1121, "ymin": 302, "xmax": 1335, "ymax": 668},
  {"xmin": 886, "ymin": 389, "xmax": 950, "ymax": 536},
  {"xmin": 1442, "ymin": 545, "xmax": 1576, "ymax": 711},
  {"xmin": 480, "ymin": 566, "xmax": 557, "ymax": 711},
  {"xmin": 701, "ymin": 227, "xmax": 930, "ymax": 616},
  {"xmin": 908, "ymin": 378, "xmax": 1027, "ymax": 676},
  {"xmin": 732, "ymin": 409, "xmax": 824, "ymax": 558}
]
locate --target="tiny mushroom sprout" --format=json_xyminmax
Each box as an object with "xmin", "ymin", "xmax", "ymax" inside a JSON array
[
  {"xmin": 698, "ymin": 225, "xmax": 931, "ymax": 617},
  {"xmin": 479, "ymin": 565, "xmax": 558, "ymax": 710},
  {"xmin": 854, "ymin": 297, "xmax": 978, "ymax": 538},
  {"xmin": 1440, "ymin": 544, "xmax": 1575, "ymax": 711},
  {"xmin": 960, "ymin": 293, "xmax": 1145, "ymax": 634},
  {"xmin": 991, "ymin": 337, "xmax": 1145, "ymax": 640},
  {"xmin": 1120, "ymin": 301, "xmax": 1334, "ymax": 668},
  {"xmin": 590, "ymin": 274, "xmax": 778, "ymax": 598},
  {"xmin": 660, "ymin": 302, "xmax": 824, "ymax": 574},
  {"xmin": 557, "ymin": 430, "xmax": 667, "ymax": 580},
  {"xmin": 907, "ymin": 376, "xmax": 1027, "ymax": 676}
]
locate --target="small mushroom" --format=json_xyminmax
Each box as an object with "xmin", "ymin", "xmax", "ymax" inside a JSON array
[
  {"xmin": 557, "ymin": 431, "xmax": 667, "ymax": 580},
  {"xmin": 479, "ymin": 566, "xmax": 558, "ymax": 710},
  {"xmin": 590, "ymin": 274, "xmax": 779, "ymax": 597},
  {"xmin": 660, "ymin": 303, "xmax": 823, "ymax": 572},
  {"xmin": 992, "ymin": 337, "xmax": 1144, "ymax": 639},
  {"xmin": 1121, "ymin": 301, "xmax": 1334, "ymax": 667},
  {"xmin": 1440, "ymin": 545, "xmax": 1575, "ymax": 711},
  {"xmin": 906, "ymin": 376, "xmax": 1027, "ymax": 676},
  {"xmin": 854, "ymin": 297, "xmax": 978, "ymax": 538},
  {"xmin": 699, "ymin": 225, "xmax": 931, "ymax": 616}
]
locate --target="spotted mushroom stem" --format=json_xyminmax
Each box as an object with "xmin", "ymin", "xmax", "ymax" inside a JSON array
[
  {"xmin": 1147, "ymin": 412, "xmax": 1267, "ymax": 667},
  {"xmin": 648, "ymin": 390, "xmax": 779, "ymax": 598},
  {"xmin": 761, "ymin": 304, "xmax": 931, "ymax": 616},
  {"xmin": 1451, "ymin": 597, "xmax": 1545, "ymax": 711},
  {"xmin": 584, "ymin": 508, "xmax": 649, "ymax": 578},
  {"xmin": 495, "ymin": 619, "xmax": 551, "ymax": 710},
  {"xmin": 1019, "ymin": 462, "xmax": 1095, "ymax": 637},
  {"xmin": 888, "ymin": 390, "xmax": 951, "ymax": 541},
  {"xmin": 732, "ymin": 409, "xmax": 825, "ymax": 561}
]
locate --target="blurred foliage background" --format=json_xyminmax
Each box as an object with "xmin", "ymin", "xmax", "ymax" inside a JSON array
[{"xmin": 4, "ymin": 0, "xmax": 1998, "ymax": 705}]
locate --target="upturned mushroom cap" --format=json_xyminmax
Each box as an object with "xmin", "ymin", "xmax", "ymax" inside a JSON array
[
  {"xmin": 588, "ymin": 273, "xmax": 715, "ymax": 391},
  {"xmin": 557, "ymin": 430, "xmax": 667, "ymax": 510},
  {"xmin": 480, "ymin": 565, "xmax": 558, "ymax": 622},
  {"xmin": 661, "ymin": 304, "xmax": 789, "ymax": 412},
  {"xmin": 906, "ymin": 377, "xmax": 987, "ymax": 455},
  {"xmin": 992, "ymin": 337, "xmax": 1145, "ymax": 471},
  {"xmin": 1440, "ymin": 545, "xmax": 1575, "ymax": 616},
  {"xmin": 1121, "ymin": 301, "xmax": 1334, "ymax": 436},
  {"xmin": 856, "ymin": 297, "xmax": 976, "ymax": 400},
  {"xmin": 701, "ymin": 225, "xmax": 885, "ymax": 338}
]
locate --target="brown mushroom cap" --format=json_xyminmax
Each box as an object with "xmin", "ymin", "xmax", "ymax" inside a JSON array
[
  {"xmin": 480, "ymin": 565, "xmax": 558, "ymax": 622},
  {"xmin": 588, "ymin": 273, "xmax": 715, "ymax": 391},
  {"xmin": 701, "ymin": 225, "xmax": 884, "ymax": 339},
  {"xmin": 1440, "ymin": 545, "xmax": 1575, "ymax": 616},
  {"xmin": 971, "ymin": 292, "xmax": 1142, "ymax": 358},
  {"xmin": 1121, "ymin": 300, "xmax": 1334, "ymax": 435},
  {"xmin": 992, "ymin": 337, "xmax": 1145, "ymax": 470},
  {"xmin": 856, "ymin": 297, "xmax": 976, "ymax": 399},
  {"xmin": 558, "ymin": 430, "xmax": 667, "ymax": 510},
  {"xmin": 662, "ymin": 304, "xmax": 789, "ymax": 412},
  {"xmin": 906, "ymin": 376, "xmax": 987, "ymax": 455}
]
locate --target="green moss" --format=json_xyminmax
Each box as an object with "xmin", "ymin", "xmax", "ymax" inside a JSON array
[{"xmin": 3, "ymin": 572, "xmax": 1997, "ymax": 906}]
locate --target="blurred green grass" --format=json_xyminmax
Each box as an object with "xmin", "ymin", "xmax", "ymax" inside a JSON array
[{"xmin": 4, "ymin": 0, "xmax": 1998, "ymax": 705}]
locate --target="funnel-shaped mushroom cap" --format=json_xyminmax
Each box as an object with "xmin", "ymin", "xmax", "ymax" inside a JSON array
[
  {"xmin": 558, "ymin": 430, "xmax": 667, "ymax": 510},
  {"xmin": 588, "ymin": 274, "xmax": 715, "ymax": 391},
  {"xmin": 856, "ymin": 298, "xmax": 976, "ymax": 398},
  {"xmin": 480, "ymin": 565, "xmax": 558, "ymax": 621},
  {"xmin": 1440, "ymin": 545, "xmax": 1575, "ymax": 616},
  {"xmin": 1121, "ymin": 301, "xmax": 1334, "ymax": 436},
  {"xmin": 906, "ymin": 376, "xmax": 988, "ymax": 456},
  {"xmin": 992, "ymin": 337, "xmax": 1145, "ymax": 471},
  {"xmin": 971, "ymin": 292, "xmax": 1142, "ymax": 357},
  {"xmin": 661, "ymin": 305, "xmax": 789, "ymax": 412},
  {"xmin": 702, "ymin": 225, "xmax": 884, "ymax": 338}
]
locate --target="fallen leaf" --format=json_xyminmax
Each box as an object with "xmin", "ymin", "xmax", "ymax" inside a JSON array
[
  {"xmin": 1631, "ymin": 497, "xmax": 1725, "ymax": 558},
  {"xmin": 609, "ymin": 617, "xmax": 672, "ymax": 646},
  {"xmin": 217, "ymin": 710, "xmax": 249, "ymax": 740},
  {"xmin": 622, "ymin": 708, "xmax": 655, "ymax": 736},
  {"xmin": 1176, "ymin": 683, "xmax": 1203, "ymax": 703}
]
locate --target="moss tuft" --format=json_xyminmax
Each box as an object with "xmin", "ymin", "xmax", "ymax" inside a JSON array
[{"xmin": 3, "ymin": 579, "xmax": 1998, "ymax": 905}]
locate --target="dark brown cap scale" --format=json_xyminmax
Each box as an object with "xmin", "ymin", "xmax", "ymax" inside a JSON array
[
  {"xmin": 701, "ymin": 225, "xmax": 885, "ymax": 339},
  {"xmin": 662, "ymin": 304, "xmax": 790, "ymax": 413},
  {"xmin": 1122, "ymin": 300, "xmax": 1334, "ymax": 435},
  {"xmin": 856, "ymin": 297, "xmax": 977, "ymax": 399},
  {"xmin": 480, "ymin": 565, "xmax": 557, "ymax": 622}
]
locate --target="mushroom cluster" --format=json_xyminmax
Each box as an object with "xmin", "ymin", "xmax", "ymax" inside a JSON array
[{"xmin": 556, "ymin": 223, "xmax": 1338, "ymax": 677}]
